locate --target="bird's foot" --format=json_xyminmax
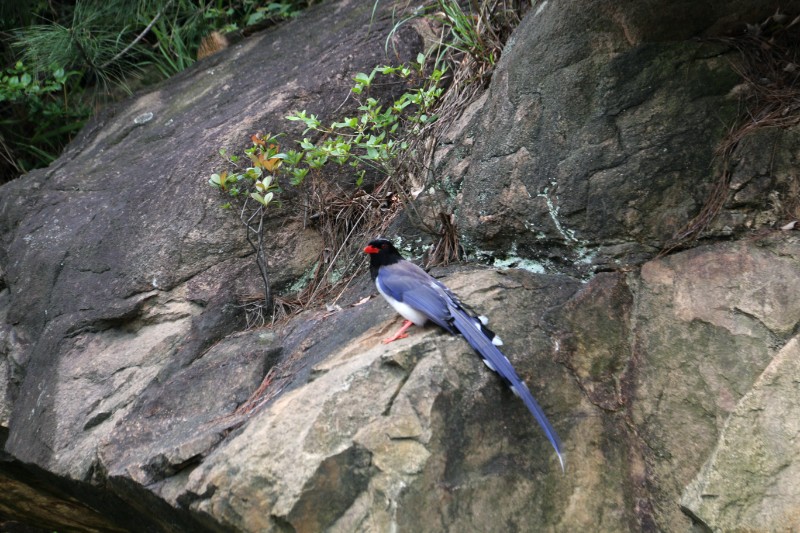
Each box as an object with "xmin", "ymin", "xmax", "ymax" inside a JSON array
[
  {"xmin": 381, "ymin": 319, "xmax": 414, "ymax": 344},
  {"xmin": 382, "ymin": 332, "xmax": 408, "ymax": 344}
]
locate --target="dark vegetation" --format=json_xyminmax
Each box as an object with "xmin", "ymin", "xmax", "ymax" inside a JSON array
[{"xmin": 0, "ymin": 0, "xmax": 313, "ymax": 182}]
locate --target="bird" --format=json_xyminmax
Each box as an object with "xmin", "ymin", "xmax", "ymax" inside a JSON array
[{"xmin": 364, "ymin": 237, "xmax": 564, "ymax": 471}]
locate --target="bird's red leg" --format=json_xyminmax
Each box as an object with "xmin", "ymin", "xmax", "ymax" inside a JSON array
[{"xmin": 382, "ymin": 319, "xmax": 415, "ymax": 344}]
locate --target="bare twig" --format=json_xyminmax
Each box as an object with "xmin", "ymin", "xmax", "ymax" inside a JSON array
[
  {"xmin": 98, "ymin": 0, "xmax": 175, "ymax": 70},
  {"xmin": 241, "ymin": 197, "xmax": 271, "ymax": 307}
]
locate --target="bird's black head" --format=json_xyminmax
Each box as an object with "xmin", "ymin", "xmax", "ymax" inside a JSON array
[{"xmin": 364, "ymin": 238, "xmax": 403, "ymax": 277}]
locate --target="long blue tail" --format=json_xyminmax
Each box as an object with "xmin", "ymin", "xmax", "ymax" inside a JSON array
[{"xmin": 450, "ymin": 306, "xmax": 565, "ymax": 471}]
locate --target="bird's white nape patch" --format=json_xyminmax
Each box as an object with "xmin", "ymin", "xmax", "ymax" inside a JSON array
[
  {"xmin": 482, "ymin": 358, "xmax": 496, "ymax": 372},
  {"xmin": 492, "ymin": 335, "xmax": 503, "ymax": 346},
  {"xmin": 478, "ymin": 315, "xmax": 489, "ymax": 325}
]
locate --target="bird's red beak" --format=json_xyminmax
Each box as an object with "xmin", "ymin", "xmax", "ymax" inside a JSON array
[{"xmin": 364, "ymin": 245, "xmax": 380, "ymax": 254}]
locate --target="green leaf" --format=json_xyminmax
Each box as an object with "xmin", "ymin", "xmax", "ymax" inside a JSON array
[
  {"xmin": 247, "ymin": 10, "xmax": 266, "ymax": 25},
  {"xmin": 245, "ymin": 167, "xmax": 263, "ymax": 180},
  {"xmin": 251, "ymin": 191, "xmax": 273, "ymax": 206},
  {"xmin": 353, "ymin": 72, "xmax": 372, "ymax": 85},
  {"xmin": 332, "ymin": 117, "xmax": 358, "ymax": 129},
  {"xmin": 290, "ymin": 167, "xmax": 309, "ymax": 185},
  {"xmin": 307, "ymin": 116, "xmax": 321, "ymax": 129},
  {"xmin": 308, "ymin": 154, "xmax": 328, "ymax": 168},
  {"xmin": 285, "ymin": 150, "xmax": 304, "ymax": 166}
]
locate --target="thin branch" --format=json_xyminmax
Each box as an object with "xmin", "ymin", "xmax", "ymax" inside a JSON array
[
  {"xmin": 242, "ymin": 197, "xmax": 272, "ymax": 306},
  {"xmin": 98, "ymin": 0, "xmax": 175, "ymax": 70}
]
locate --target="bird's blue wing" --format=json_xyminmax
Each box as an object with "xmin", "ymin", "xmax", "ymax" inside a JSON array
[
  {"xmin": 374, "ymin": 259, "xmax": 564, "ymax": 468},
  {"xmin": 449, "ymin": 304, "xmax": 565, "ymax": 471},
  {"xmin": 376, "ymin": 261, "xmax": 457, "ymax": 332}
]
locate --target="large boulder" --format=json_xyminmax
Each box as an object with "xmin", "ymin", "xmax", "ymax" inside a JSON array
[
  {"xmin": 422, "ymin": 0, "xmax": 796, "ymax": 275},
  {"xmin": 681, "ymin": 336, "xmax": 800, "ymax": 531},
  {"xmin": 628, "ymin": 234, "xmax": 800, "ymax": 529},
  {"xmin": 1, "ymin": 0, "xmax": 798, "ymax": 531},
  {"xmin": 0, "ymin": 0, "xmax": 420, "ymax": 474},
  {"xmin": 174, "ymin": 269, "xmax": 583, "ymax": 532}
]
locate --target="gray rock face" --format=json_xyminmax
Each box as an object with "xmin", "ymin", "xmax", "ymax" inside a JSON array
[
  {"xmin": 424, "ymin": 0, "xmax": 793, "ymax": 275},
  {"xmin": 1, "ymin": 0, "xmax": 798, "ymax": 532},
  {"xmin": 176, "ymin": 269, "xmax": 581, "ymax": 532},
  {"xmin": 0, "ymin": 0, "xmax": 420, "ymax": 475},
  {"xmin": 681, "ymin": 336, "xmax": 800, "ymax": 531},
  {"xmin": 629, "ymin": 235, "xmax": 800, "ymax": 530}
]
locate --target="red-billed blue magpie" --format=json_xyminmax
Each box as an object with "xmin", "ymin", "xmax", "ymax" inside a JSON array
[{"xmin": 364, "ymin": 238, "xmax": 565, "ymax": 471}]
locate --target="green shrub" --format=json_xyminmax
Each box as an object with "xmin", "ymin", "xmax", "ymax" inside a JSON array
[
  {"xmin": 208, "ymin": 55, "xmax": 445, "ymax": 317},
  {"xmin": 210, "ymin": 54, "xmax": 444, "ymax": 206},
  {"xmin": 0, "ymin": 61, "xmax": 90, "ymax": 176},
  {"xmin": 1, "ymin": 0, "xmax": 314, "ymax": 179}
]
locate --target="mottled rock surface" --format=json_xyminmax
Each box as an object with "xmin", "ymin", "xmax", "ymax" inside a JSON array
[
  {"xmin": 176, "ymin": 270, "xmax": 583, "ymax": 532},
  {"xmin": 423, "ymin": 0, "xmax": 796, "ymax": 275},
  {"xmin": 681, "ymin": 335, "xmax": 800, "ymax": 531},
  {"xmin": 629, "ymin": 235, "xmax": 800, "ymax": 530},
  {"xmin": 0, "ymin": 0, "xmax": 420, "ymax": 474},
  {"xmin": 1, "ymin": 0, "xmax": 798, "ymax": 532}
]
